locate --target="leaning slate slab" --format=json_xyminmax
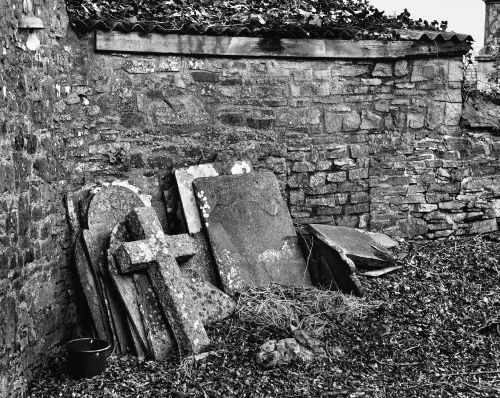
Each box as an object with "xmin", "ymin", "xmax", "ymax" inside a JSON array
[
  {"xmin": 175, "ymin": 161, "xmax": 252, "ymax": 234},
  {"xmin": 306, "ymin": 226, "xmax": 363, "ymax": 297},
  {"xmin": 307, "ymin": 225, "xmax": 395, "ymax": 269},
  {"xmin": 84, "ymin": 182, "xmax": 151, "ymax": 355},
  {"xmin": 193, "ymin": 172, "xmax": 311, "ymax": 294}
]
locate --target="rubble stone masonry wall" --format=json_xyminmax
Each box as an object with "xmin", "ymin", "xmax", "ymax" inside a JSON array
[
  {"xmin": 1, "ymin": 2, "xmax": 500, "ymax": 395},
  {"xmin": 0, "ymin": 0, "xmax": 81, "ymax": 396},
  {"xmin": 77, "ymin": 51, "xmax": 499, "ymax": 239}
]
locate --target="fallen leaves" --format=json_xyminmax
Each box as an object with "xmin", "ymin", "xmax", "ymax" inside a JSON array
[{"xmin": 28, "ymin": 232, "xmax": 500, "ymax": 397}]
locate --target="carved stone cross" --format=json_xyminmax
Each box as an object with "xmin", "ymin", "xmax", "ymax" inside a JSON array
[{"xmin": 114, "ymin": 206, "xmax": 209, "ymax": 355}]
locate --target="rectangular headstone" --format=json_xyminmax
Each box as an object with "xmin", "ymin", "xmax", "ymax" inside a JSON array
[
  {"xmin": 175, "ymin": 161, "xmax": 252, "ymax": 234},
  {"xmin": 193, "ymin": 172, "xmax": 311, "ymax": 294}
]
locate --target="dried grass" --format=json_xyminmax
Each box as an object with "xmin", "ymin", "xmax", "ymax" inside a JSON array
[{"xmin": 236, "ymin": 283, "xmax": 378, "ymax": 333}]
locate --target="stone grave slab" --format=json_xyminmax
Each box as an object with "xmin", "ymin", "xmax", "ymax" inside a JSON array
[
  {"xmin": 175, "ymin": 161, "xmax": 252, "ymax": 234},
  {"xmin": 186, "ymin": 281, "xmax": 235, "ymax": 325},
  {"xmin": 180, "ymin": 233, "xmax": 221, "ymax": 288},
  {"xmin": 306, "ymin": 226, "xmax": 363, "ymax": 297},
  {"xmin": 74, "ymin": 236, "xmax": 109, "ymax": 340},
  {"xmin": 109, "ymin": 216, "xmax": 235, "ymax": 359},
  {"xmin": 193, "ymin": 171, "xmax": 311, "ymax": 294},
  {"xmin": 308, "ymin": 225, "xmax": 395, "ymax": 269},
  {"xmin": 84, "ymin": 183, "xmax": 150, "ymax": 355},
  {"xmin": 87, "ymin": 183, "xmax": 151, "ymax": 232},
  {"xmin": 83, "ymin": 229, "xmax": 135, "ymax": 355},
  {"xmin": 114, "ymin": 207, "xmax": 210, "ymax": 355},
  {"xmin": 108, "ymin": 221, "xmax": 172, "ymax": 359}
]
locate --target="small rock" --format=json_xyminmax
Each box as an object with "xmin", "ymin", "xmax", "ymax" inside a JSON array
[{"xmin": 257, "ymin": 338, "xmax": 314, "ymax": 368}]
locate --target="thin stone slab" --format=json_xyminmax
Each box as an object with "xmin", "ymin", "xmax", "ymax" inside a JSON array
[
  {"xmin": 83, "ymin": 229, "xmax": 135, "ymax": 355},
  {"xmin": 308, "ymin": 225, "xmax": 395, "ymax": 269},
  {"xmin": 108, "ymin": 221, "xmax": 173, "ymax": 359},
  {"xmin": 74, "ymin": 236, "xmax": 109, "ymax": 340},
  {"xmin": 87, "ymin": 183, "xmax": 151, "ymax": 232},
  {"xmin": 186, "ymin": 281, "xmax": 235, "ymax": 325},
  {"xmin": 115, "ymin": 207, "xmax": 210, "ymax": 355},
  {"xmin": 193, "ymin": 172, "xmax": 311, "ymax": 294},
  {"xmin": 180, "ymin": 233, "xmax": 221, "ymax": 288},
  {"xmin": 306, "ymin": 226, "xmax": 363, "ymax": 297},
  {"xmin": 84, "ymin": 183, "xmax": 150, "ymax": 355},
  {"xmin": 175, "ymin": 161, "xmax": 252, "ymax": 234}
]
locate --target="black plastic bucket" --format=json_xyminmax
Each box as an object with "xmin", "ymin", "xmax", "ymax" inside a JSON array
[{"xmin": 66, "ymin": 338, "xmax": 111, "ymax": 379}]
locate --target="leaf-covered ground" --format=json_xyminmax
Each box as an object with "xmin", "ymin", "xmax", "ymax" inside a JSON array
[
  {"xmin": 28, "ymin": 232, "xmax": 500, "ymax": 397},
  {"xmin": 66, "ymin": 0, "xmax": 447, "ymax": 39}
]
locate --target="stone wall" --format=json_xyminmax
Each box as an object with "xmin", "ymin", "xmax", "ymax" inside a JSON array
[
  {"xmin": 484, "ymin": 0, "xmax": 500, "ymax": 51},
  {"xmin": 0, "ymin": 1, "xmax": 84, "ymax": 396},
  {"xmin": 1, "ymin": 6, "xmax": 500, "ymax": 396},
  {"xmin": 66, "ymin": 48, "xmax": 499, "ymax": 239}
]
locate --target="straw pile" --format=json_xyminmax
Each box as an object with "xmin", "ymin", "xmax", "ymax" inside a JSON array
[{"xmin": 236, "ymin": 283, "xmax": 378, "ymax": 333}]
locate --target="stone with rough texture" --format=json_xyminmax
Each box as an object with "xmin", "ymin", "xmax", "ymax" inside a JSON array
[
  {"xmin": 257, "ymin": 338, "xmax": 314, "ymax": 368},
  {"xmin": 309, "ymin": 225, "xmax": 395, "ymax": 268},
  {"xmin": 306, "ymin": 226, "xmax": 364, "ymax": 296},
  {"xmin": 108, "ymin": 221, "xmax": 170, "ymax": 359},
  {"xmin": 180, "ymin": 233, "xmax": 221, "ymax": 288},
  {"xmin": 115, "ymin": 206, "xmax": 210, "ymax": 355},
  {"xmin": 87, "ymin": 183, "xmax": 151, "ymax": 232},
  {"xmin": 83, "ymin": 229, "xmax": 135, "ymax": 356},
  {"xmin": 175, "ymin": 161, "xmax": 252, "ymax": 234},
  {"xmin": 109, "ymin": 219, "xmax": 234, "ymax": 359},
  {"xmin": 193, "ymin": 172, "xmax": 311, "ymax": 294}
]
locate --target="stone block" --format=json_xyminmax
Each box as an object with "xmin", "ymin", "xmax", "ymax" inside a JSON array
[
  {"xmin": 333, "ymin": 158, "xmax": 357, "ymax": 169},
  {"xmin": 493, "ymin": 199, "xmax": 500, "ymax": 218},
  {"xmin": 411, "ymin": 66, "xmax": 425, "ymax": 82},
  {"xmin": 438, "ymin": 201, "xmax": 466, "ymax": 211},
  {"xmin": 316, "ymin": 160, "xmax": 332, "ymax": 171},
  {"xmin": 350, "ymin": 192, "xmax": 370, "ymax": 204},
  {"xmin": 394, "ymin": 60, "xmax": 409, "ymax": 77},
  {"xmin": 348, "ymin": 168, "xmax": 369, "ymax": 180},
  {"xmin": 289, "ymin": 190, "xmax": 305, "ymax": 205},
  {"xmin": 470, "ymin": 219, "xmax": 498, "ymax": 234},
  {"xmin": 191, "ymin": 71, "xmax": 220, "ymax": 83},
  {"xmin": 325, "ymin": 112, "xmax": 343, "ymax": 133},
  {"xmin": 350, "ymin": 144, "xmax": 369, "ymax": 158},
  {"xmin": 306, "ymin": 196, "xmax": 336, "ymax": 207},
  {"xmin": 310, "ymin": 172, "xmax": 327, "ymax": 187},
  {"xmin": 372, "ymin": 63, "xmax": 393, "ymax": 77},
  {"xmin": 360, "ymin": 110, "xmax": 383, "ymax": 130},
  {"xmin": 327, "ymin": 171, "xmax": 347, "ymax": 183},
  {"xmin": 426, "ymin": 102, "xmax": 445, "ymax": 129},
  {"xmin": 397, "ymin": 217, "xmax": 429, "ymax": 237},
  {"xmin": 288, "ymin": 173, "xmax": 309, "ymax": 188},
  {"xmin": 361, "ymin": 78, "xmax": 382, "ymax": 86},
  {"xmin": 444, "ymin": 103, "xmax": 462, "ymax": 126},
  {"xmin": 407, "ymin": 113, "xmax": 425, "ymax": 129},
  {"xmin": 414, "ymin": 203, "xmax": 439, "ymax": 213},
  {"xmin": 374, "ymin": 100, "xmax": 390, "ymax": 112},
  {"xmin": 342, "ymin": 111, "xmax": 362, "ymax": 131},
  {"xmin": 448, "ymin": 61, "xmax": 464, "ymax": 82},
  {"xmin": 292, "ymin": 162, "xmax": 316, "ymax": 173}
]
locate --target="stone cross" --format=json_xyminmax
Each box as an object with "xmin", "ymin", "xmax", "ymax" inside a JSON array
[{"xmin": 114, "ymin": 206, "xmax": 210, "ymax": 355}]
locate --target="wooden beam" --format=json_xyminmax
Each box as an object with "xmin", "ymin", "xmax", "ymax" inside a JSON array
[{"xmin": 95, "ymin": 31, "xmax": 471, "ymax": 59}]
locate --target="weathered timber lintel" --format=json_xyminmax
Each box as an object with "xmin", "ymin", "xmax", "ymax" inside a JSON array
[{"xmin": 95, "ymin": 31, "xmax": 471, "ymax": 59}]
